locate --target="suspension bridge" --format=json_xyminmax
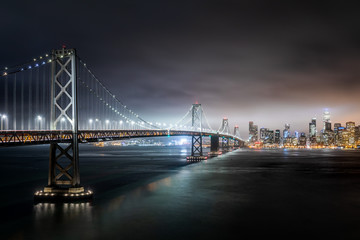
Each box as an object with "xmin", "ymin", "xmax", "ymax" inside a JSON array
[{"xmin": 0, "ymin": 47, "xmax": 244, "ymax": 201}]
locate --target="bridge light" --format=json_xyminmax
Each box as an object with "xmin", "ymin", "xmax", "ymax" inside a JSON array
[
  {"xmin": 61, "ymin": 117, "xmax": 65, "ymax": 122},
  {"xmin": 89, "ymin": 119, "xmax": 93, "ymax": 123},
  {"xmin": 37, "ymin": 115, "xmax": 42, "ymax": 121},
  {"xmin": 33, "ymin": 58, "xmax": 36, "ymax": 61},
  {"xmin": 2, "ymin": 115, "xmax": 7, "ymax": 119}
]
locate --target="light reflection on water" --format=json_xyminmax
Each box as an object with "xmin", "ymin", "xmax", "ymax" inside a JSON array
[
  {"xmin": 180, "ymin": 149, "xmax": 187, "ymax": 155},
  {"xmin": 34, "ymin": 202, "xmax": 93, "ymax": 221},
  {"xmin": 106, "ymin": 176, "xmax": 172, "ymax": 212},
  {"xmin": 2, "ymin": 147, "xmax": 360, "ymax": 239},
  {"xmin": 32, "ymin": 176, "xmax": 173, "ymax": 233},
  {"xmin": 32, "ymin": 202, "xmax": 94, "ymax": 239}
]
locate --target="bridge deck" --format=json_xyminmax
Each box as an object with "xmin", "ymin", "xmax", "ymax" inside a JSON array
[{"xmin": 0, "ymin": 130, "xmax": 242, "ymax": 146}]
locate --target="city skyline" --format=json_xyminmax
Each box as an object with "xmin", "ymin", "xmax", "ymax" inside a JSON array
[
  {"xmin": 248, "ymin": 109, "xmax": 360, "ymax": 148},
  {"xmin": 245, "ymin": 108, "xmax": 359, "ymax": 140}
]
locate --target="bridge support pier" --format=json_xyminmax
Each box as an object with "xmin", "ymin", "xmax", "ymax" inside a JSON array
[
  {"xmin": 234, "ymin": 139, "xmax": 240, "ymax": 148},
  {"xmin": 209, "ymin": 135, "xmax": 221, "ymax": 157},
  {"xmin": 187, "ymin": 134, "xmax": 207, "ymax": 161},
  {"xmin": 221, "ymin": 137, "xmax": 230, "ymax": 152},
  {"xmin": 35, "ymin": 141, "xmax": 92, "ymax": 201},
  {"xmin": 186, "ymin": 104, "xmax": 207, "ymax": 161},
  {"xmin": 34, "ymin": 47, "xmax": 92, "ymax": 201}
]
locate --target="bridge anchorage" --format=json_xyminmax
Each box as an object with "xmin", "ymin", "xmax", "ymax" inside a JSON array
[
  {"xmin": 34, "ymin": 48, "xmax": 92, "ymax": 201},
  {"xmin": 186, "ymin": 103, "xmax": 208, "ymax": 161}
]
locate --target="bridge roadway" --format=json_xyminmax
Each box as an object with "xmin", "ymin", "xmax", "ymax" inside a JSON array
[{"xmin": 0, "ymin": 130, "xmax": 243, "ymax": 146}]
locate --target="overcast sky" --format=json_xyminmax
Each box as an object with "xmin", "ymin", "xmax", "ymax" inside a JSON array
[{"xmin": 2, "ymin": 0, "xmax": 360, "ymax": 137}]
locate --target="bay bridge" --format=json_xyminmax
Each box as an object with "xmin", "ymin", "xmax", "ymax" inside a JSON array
[{"xmin": 0, "ymin": 47, "xmax": 244, "ymax": 201}]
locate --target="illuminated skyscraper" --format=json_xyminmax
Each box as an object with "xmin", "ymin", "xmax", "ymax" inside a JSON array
[
  {"xmin": 355, "ymin": 126, "xmax": 360, "ymax": 143},
  {"xmin": 249, "ymin": 121, "xmax": 258, "ymax": 143},
  {"xmin": 346, "ymin": 121, "xmax": 356, "ymax": 146},
  {"xmin": 334, "ymin": 123, "xmax": 341, "ymax": 133},
  {"xmin": 309, "ymin": 118, "xmax": 317, "ymax": 138},
  {"xmin": 283, "ymin": 123, "xmax": 290, "ymax": 139},
  {"xmin": 323, "ymin": 110, "xmax": 331, "ymax": 131},
  {"xmin": 260, "ymin": 128, "xmax": 274, "ymax": 144},
  {"xmin": 274, "ymin": 129, "xmax": 281, "ymax": 144},
  {"xmin": 260, "ymin": 127, "xmax": 267, "ymax": 142},
  {"xmin": 267, "ymin": 130, "xmax": 274, "ymax": 144},
  {"xmin": 299, "ymin": 132, "xmax": 306, "ymax": 146},
  {"xmin": 294, "ymin": 131, "xmax": 299, "ymax": 139},
  {"xmin": 321, "ymin": 110, "xmax": 333, "ymax": 145}
]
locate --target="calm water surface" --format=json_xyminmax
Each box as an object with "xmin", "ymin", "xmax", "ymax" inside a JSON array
[{"xmin": 1, "ymin": 144, "xmax": 360, "ymax": 239}]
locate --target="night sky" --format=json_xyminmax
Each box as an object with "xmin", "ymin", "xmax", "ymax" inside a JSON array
[{"xmin": 2, "ymin": 0, "xmax": 360, "ymax": 136}]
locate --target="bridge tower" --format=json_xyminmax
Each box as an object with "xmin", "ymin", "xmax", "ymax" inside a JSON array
[
  {"xmin": 187, "ymin": 103, "xmax": 207, "ymax": 161},
  {"xmin": 233, "ymin": 125, "xmax": 240, "ymax": 148},
  {"xmin": 220, "ymin": 118, "xmax": 230, "ymax": 151},
  {"xmin": 233, "ymin": 125, "xmax": 240, "ymax": 137},
  {"xmin": 220, "ymin": 118, "xmax": 230, "ymax": 134},
  {"xmin": 35, "ymin": 47, "xmax": 92, "ymax": 201}
]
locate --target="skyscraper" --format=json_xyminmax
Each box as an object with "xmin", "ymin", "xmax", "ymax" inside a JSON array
[
  {"xmin": 309, "ymin": 118, "xmax": 317, "ymax": 138},
  {"xmin": 334, "ymin": 123, "xmax": 341, "ymax": 133},
  {"xmin": 260, "ymin": 127, "xmax": 267, "ymax": 142},
  {"xmin": 249, "ymin": 121, "xmax": 258, "ymax": 144},
  {"xmin": 299, "ymin": 132, "xmax": 307, "ymax": 146},
  {"xmin": 346, "ymin": 122, "xmax": 356, "ymax": 146},
  {"xmin": 274, "ymin": 129, "xmax": 281, "ymax": 144},
  {"xmin": 283, "ymin": 124, "xmax": 290, "ymax": 139},
  {"xmin": 294, "ymin": 131, "xmax": 299, "ymax": 139},
  {"xmin": 323, "ymin": 110, "xmax": 331, "ymax": 131}
]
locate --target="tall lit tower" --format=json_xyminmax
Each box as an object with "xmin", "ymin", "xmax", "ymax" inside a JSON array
[
  {"xmin": 283, "ymin": 123, "xmax": 290, "ymax": 139},
  {"xmin": 309, "ymin": 118, "xmax": 316, "ymax": 138},
  {"xmin": 323, "ymin": 110, "xmax": 331, "ymax": 131}
]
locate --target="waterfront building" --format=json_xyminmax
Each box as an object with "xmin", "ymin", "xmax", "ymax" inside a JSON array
[
  {"xmin": 274, "ymin": 129, "xmax": 281, "ymax": 144},
  {"xmin": 309, "ymin": 118, "xmax": 317, "ymax": 137},
  {"xmin": 283, "ymin": 124, "xmax": 290, "ymax": 139},
  {"xmin": 334, "ymin": 123, "xmax": 341, "ymax": 133},
  {"xmin": 323, "ymin": 110, "xmax": 331, "ymax": 131},
  {"xmin": 309, "ymin": 118, "xmax": 317, "ymax": 145},
  {"xmin": 299, "ymin": 132, "xmax": 306, "ymax": 146},
  {"xmin": 294, "ymin": 131, "xmax": 299, "ymax": 139},
  {"xmin": 355, "ymin": 126, "xmax": 360, "ymax": 143},
  {"xmin": 260, "ymin": 127, "xmax": 267, "ymax": 142},
  {"xmin": 249, "ymin": 121, "xmax": 258, "ymax": 144},
  {"xmin": 265, "ymin": 130, "xmax": 274, "ymax": 144},
  {"xmin": 346, "ymin": 122, "xmax": 356, "ymax": 146},
  {"xmin": 321, "ymin": 110, "xmax": 333, "ymax": 145}
]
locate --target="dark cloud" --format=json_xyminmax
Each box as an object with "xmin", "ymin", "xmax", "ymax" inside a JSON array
[{"xmin": 1, "ymin": 0, "xmax": 360, "ymax": 136}]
